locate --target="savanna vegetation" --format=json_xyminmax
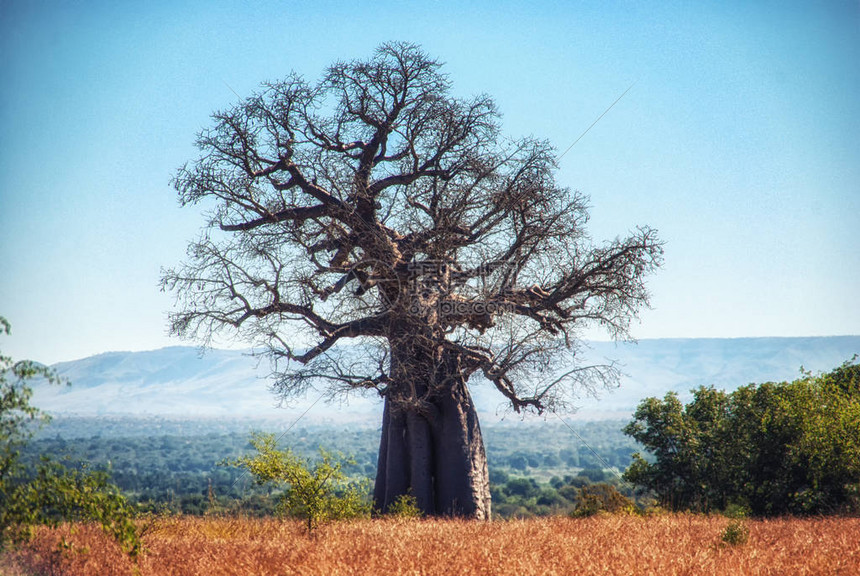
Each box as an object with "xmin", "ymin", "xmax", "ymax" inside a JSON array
[
  {"xmin": 21, "ymin": 361, "xmax": 858, "ymax": 524},
  {"xmin": 623, "ymin": 359, "xmax": 860, "ymax": 515},
  {"xmin": 4, "ymin": 309, "xmax": 858, "ymax": 573},
  {"xmin": 3, "ymin": 515, "xmax": 858, "ymax": 575},
  {"xmin": 22, "ymin": 417, "xmax": 639, "ymax": 518},
  {"xmin": 0, "ymin": 318, "xmax": 140, "ymax": 556}
]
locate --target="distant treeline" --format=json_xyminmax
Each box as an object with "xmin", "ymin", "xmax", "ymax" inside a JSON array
[{"xmin": 24, "ymin": 419, "xmax": 639, "ymax": 517}]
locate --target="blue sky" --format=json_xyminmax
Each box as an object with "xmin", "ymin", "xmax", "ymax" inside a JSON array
[{"xmin": 1, "ymin": 0, "xmax": 858, "ymax": 364}]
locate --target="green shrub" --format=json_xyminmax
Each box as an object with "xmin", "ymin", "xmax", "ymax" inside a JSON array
[
  {"xmin": 387, "ymin": 493, "xmax": 423, "ymax": 518},
  {"xmin": 721, "ymin": 519, "xmax": 750, "ymax": 546},
  {"xmin": 624, "ymin": 360, "xmax": 860, "ymax": 516},
  {"xmin": 722, "ymin": 502, "xmax": 750, "ymax": 519},
  {"xmin": 227, "ymin": 433, "xmax": 370, "ymax": 533},
  {"xmin": 571, "ymin": 483, "xmax": 636, "ymax": 517},
  {"xmin": 1, "ymin": 316, "xmax": 140, "ymax": 556}
]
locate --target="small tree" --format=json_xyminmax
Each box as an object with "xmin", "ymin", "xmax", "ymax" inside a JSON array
[
  {"xmin": 229, "ymin": 433, "xmax": 369, "ymax": 533},
  {"xmin": 1, "ymin": 318, "xmax": 55, "ymax": 489},
  {"xmin": 0, "ymin": 316, "xmax": 140, "ymax": 555}
]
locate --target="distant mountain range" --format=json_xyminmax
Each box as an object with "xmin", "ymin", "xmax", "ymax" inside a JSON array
[{"xmin": 31, "ymin": 337, "xmax": 859, "ymax": 423}]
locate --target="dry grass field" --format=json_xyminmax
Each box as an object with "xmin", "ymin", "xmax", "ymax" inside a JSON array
[{"xmin": 2, "ymin": 514, "xmax": 859, "ymax": 576}]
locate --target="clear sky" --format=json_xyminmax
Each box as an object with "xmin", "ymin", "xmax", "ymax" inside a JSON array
[{"xmin": 1, "ymin": 0, "xmax": 858, "ymax": 365}]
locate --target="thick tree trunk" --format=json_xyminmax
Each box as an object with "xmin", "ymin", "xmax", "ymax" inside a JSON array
[{"xmin": 373, "ymin": 349, "xmax": 491, "ymax": 519}]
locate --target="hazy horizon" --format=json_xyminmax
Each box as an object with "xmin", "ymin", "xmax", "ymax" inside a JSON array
[
  {"xmin": 31, "ymin": 336, "xmax": 860, "ymax": 421},
  {"xmin": 44, "ymin": 333, "xmax": 860, "ymax": 367}
]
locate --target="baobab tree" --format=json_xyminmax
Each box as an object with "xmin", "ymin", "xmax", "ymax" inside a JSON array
[{"xmin": 162, "ymin": 42, "xmax": 663, "ymax": 519}]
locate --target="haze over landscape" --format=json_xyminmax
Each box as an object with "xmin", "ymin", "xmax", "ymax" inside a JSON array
[{"xmin": 31, "ymin": 336, "xmax": 860, "ymax": 421}]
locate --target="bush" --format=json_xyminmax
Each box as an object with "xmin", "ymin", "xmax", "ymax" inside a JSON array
[
  {"xmin": 504, "ymin": 477, "xmax": 539, "ymax": 498},
  {"xmin": 721, "ymin": 519, "xmax": 750, "ymax": 546},
  {"xmin": 20, "ymin": 461, "xmax": 141, "ymax": 555},
  {"xmin": 557, "ymin": 484, "xmax": 579, "ymax": 502},
  {"xmin": 387, "ymin": 493, "xmax": 423, "ymax": 518},
  {"xmin": 624, "ymin": 360, "xmax": 860, "ymax": 515},
  {"xmin": 535, "ymin": 487, "xmax": 563, "ymax": 507},
  {"xmin": 508, "ymin": 454, "xmax": 529, "ymax": 471},
  {"xmin": 489, "ymin": 468, "xmax": 510, "ymax": 484},
  {"xmin": 578, "ymin": 468, "xmax": 608, "ymax": 483},
  {"xmin": 571, "ymin": 483, "xmax": 636, "ymax": 517},
  {"xmin": 1, "ymin": 316, "xmax": 140, "ymax": 556},
  {"xmin": 227, "ymin": 433, "xmax": 370, "ymax": 533}
]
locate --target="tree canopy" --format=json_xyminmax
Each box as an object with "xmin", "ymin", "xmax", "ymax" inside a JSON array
[
  {"xmin": 623, "ymin": 359, "xmax": 860, "ymax": 515},
  {"xmin": 162, "ymin": 41, "xmax": 662, "ymax": 412}
]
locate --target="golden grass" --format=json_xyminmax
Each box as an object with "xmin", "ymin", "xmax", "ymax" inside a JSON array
[{"xmin": 4, "ymin": 514, "xmax": 859, "ymax": 575}]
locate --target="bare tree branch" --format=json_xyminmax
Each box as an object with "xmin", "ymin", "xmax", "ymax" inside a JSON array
[{"xmin": 164, "ymin": 41, "xmax": 663, "ymax": 415}]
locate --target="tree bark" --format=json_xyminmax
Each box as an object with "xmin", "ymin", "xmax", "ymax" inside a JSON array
[{"xmin": 373, "ymin": 347, "xmax": 491, "ymax": 519}]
